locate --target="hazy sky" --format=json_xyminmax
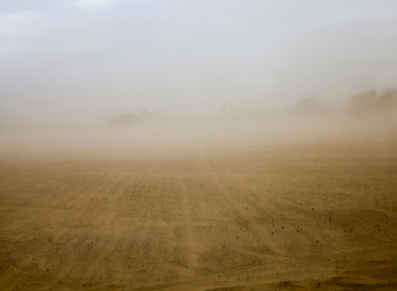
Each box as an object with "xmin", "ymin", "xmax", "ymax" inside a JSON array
[{"xmin": 1, "ymin": 0, "xmax": 397, "ymax": 125}]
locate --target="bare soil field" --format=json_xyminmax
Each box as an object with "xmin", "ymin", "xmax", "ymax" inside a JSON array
[{"xmin": 1, "ymin": 143, "xmax": 397, "ymax": 290}]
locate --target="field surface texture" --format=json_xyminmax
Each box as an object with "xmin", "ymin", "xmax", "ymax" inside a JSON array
[{"xmin": 1, "ymin": 143, "xmax": 397, "ymax": 290}]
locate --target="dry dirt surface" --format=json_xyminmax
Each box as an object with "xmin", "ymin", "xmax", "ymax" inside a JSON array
[{"xmin": 1, "ymin": 143, "xmax": 397, "ymax": 291}]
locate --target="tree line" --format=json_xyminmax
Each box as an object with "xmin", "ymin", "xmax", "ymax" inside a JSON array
[
  {"xmin": 348, "ymin": 88, "xmax": 397, "ymax": 111},
  {"xmin": 293, "ymin": 88, "xmax": 397, "ymax": 112}
]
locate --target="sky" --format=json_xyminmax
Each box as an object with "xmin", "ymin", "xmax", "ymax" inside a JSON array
[{"xmin": 1, "ymin": 0, "xmax": 397, "ymax": 125}]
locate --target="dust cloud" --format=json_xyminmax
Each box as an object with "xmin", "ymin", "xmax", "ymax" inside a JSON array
[
  {"xmin": 2, "ymin": 1, "xmax": 397, "ymax": 291},
  {"xmin": 1, "ymin": 108, "xmax": 396, "ymax": 158}
]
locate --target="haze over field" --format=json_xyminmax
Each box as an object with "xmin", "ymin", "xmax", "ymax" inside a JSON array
[
  {"xmin": 1, "ymin": 0, "xmax": 397, "ymax": 127},
  {"xmin": 1, "ymin": 1, "xmax": 397, "ymax": 291},
  {"xmin": 0, "ymin": 110, "xmax": 397, "ymax": 155}
]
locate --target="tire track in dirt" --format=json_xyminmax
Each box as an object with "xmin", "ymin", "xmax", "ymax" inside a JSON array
[
  {"xmin": 174, "ymin": 176, "xmax": 201, "ymax": 275},
  {"xmin": 195, "ymin": 148, "xmax": 286, "ymax": 280}
]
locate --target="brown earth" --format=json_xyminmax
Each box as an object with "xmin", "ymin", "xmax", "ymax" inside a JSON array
[{"xmin": 0, "ymin": 143, "xmax": 397, "ymax": 290}]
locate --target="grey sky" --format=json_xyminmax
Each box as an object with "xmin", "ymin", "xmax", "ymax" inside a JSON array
[{"xmin": 1, "ymin": 0, "xmax": 397, "ymax": 125}]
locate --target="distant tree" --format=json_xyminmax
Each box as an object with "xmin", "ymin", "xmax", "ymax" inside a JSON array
[
  {"xmin": 293, "ymin": 96, "xmax": 318, "ymax": 112},
  {"xmin": 377, "ymin": 87, "xmax": 397, "ymax": 109},
  {"xmin": 348, "ymin": 89, "xmax": 378, "ymax": 111},
  {"xmin": 318, "ymin": 99, "xmax": 327, "ymax": 110},
  {"xmin": 107, "ymin": 111, "xmax": 168, "ymax": 126},
  {"xmin": 107, "ymin": 113, "xmax": 138, "ymax": 126}
]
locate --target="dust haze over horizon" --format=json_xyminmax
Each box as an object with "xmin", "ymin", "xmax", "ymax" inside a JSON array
[
  {"xmin": 2, "ymin": 3, "xmax": 397, "ymax": 290},
  {"xmin": 1, "ymin": 0, "xmax": 397, "ymax": 125},
  {"xmin": 1, "ymin": 1, "xmax": 397, "ymax": 151}
]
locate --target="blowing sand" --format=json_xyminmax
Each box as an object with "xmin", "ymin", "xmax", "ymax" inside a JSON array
[{"xmin": 0, "ymin": 142, "xmax": 397, "ymax": 290}]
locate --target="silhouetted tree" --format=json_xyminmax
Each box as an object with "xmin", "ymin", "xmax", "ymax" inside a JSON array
[
  {"xmin": 348, "ymin": 89, "xmax": 378, "ymax": 111},
  {"xmin": 377, "ymin": 87, "xmax": 397, "ymax": 109},
  {"xmin": 294, "ymin": 96, "xmax": 318, "ymax": 112},
  {"xmin": 107, "ymin": 111, "xmax": 167, "ymax": 126}
]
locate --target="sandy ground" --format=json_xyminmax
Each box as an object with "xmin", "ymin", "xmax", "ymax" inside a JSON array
[{"xmin": 1, "ymin": 143, "xmax": 397, "ymax": 290}]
